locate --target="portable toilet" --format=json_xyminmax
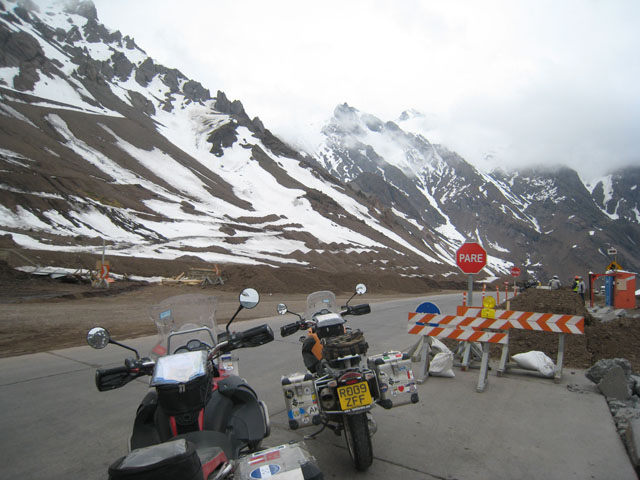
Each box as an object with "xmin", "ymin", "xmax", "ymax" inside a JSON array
[
  {"xmin": 605, "ymin": 275, "xmax": 615, "ymax": 306},
  {"xmin": 613, "ymin": 271, "xmax": 637, "ymax": 309}
]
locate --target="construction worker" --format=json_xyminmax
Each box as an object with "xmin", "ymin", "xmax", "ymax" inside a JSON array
[
  {"xmin": 572, "ymin": 275, "xmax": 580, "ymax": 292},
  {"xmin": 549, "ymin": 275, "xmax": 561, "ymax": 290},
  {"xmin": 576, "ymin": 276, "xmax": 586, "ymax": 303}
]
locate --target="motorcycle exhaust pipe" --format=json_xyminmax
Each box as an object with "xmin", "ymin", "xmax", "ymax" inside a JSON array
[{"xmin": 212, "ymin": 462, "xmax": 234, "ymax": 480}]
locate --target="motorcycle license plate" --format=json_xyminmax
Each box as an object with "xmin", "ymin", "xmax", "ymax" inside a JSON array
[{"xmin": 337, "ymin": 381, "xmax": 372, "ymax": 410}]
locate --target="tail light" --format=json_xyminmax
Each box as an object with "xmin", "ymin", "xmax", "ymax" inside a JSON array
[{"xmin": 338, "ymin": 371, "xmax": 363, "ymax": 385}]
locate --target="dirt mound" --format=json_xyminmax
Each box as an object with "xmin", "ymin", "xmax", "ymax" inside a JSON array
[
  {"xmin": 0, "ymin": 260, "xmax": 147, "ymax": 302},
  {"xmin": 493, "ymin": 288, "xmax": 640, "ymax": 371},
  {"xmin": 0, "ymin": 260, "xmax": 31, "ymax": 281},
  {"xmin": 3, "ymin": 250, "xmax": 639, "ymax": 370},
  {"xmin": 501, "ymin": 287, "xmax": 595, "ymax": 323},
  {"xmin": 0, "ymin": 246, "xmax": 462, "ymax": 301}
]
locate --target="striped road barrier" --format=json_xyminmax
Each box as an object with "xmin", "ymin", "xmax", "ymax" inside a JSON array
[{"xmin": 408, "ymin": 306, "xmax": 585, "ymax": 392}]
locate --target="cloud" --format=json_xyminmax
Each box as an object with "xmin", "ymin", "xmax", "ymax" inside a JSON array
[{"xmin": 94, "ymin": 0, "xmax": 640, "ymax": 182}]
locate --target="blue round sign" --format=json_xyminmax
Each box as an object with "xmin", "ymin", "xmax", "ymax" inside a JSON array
[{"xmin": 416, "ymin": 302, "xmax": 441, "ymax": 314}]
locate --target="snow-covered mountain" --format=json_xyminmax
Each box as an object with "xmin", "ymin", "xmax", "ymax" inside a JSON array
[
  {"xmin": 308, "ymin": 104, "xmax": 640, "ymax": 279},
  {"xmin": 0, "ymin": 0, "xmax": 637, "ymax": 283}
]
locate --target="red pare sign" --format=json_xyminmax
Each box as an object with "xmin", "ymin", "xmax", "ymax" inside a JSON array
[
  {"xmin": 510, "ymin": 266, "xmax": 521, "ymax": 277},
  {"xmin": 456, "ymin": 242, "xmax": 487, "ymax": 274}
]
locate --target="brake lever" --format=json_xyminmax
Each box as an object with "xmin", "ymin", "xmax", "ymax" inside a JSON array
[{"xmin": 125, "ymin": 357, "xmax": 155, "ymax": 375}]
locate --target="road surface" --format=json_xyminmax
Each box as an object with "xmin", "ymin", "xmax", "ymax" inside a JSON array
[{"xmin": 0, "ymin": 293, "xmax": 636, "ymax": 479}]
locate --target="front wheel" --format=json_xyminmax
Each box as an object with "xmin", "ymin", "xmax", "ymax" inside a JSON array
[{"xmin": 343, "ymin": 413, "xmax": 373, "ymax": 471}]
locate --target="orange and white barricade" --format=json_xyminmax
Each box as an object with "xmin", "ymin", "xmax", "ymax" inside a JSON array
[{"xmin": 408, "ymin": 299, "xmax": 584, "ymax": 392}]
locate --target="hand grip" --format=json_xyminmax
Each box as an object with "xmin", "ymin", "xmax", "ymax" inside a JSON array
[
  {"xmin": 280, "ymin": 321, "xmax": 302, "ymax": 337},
  {"xmin": 234, "ymin": 324, "xmax": 274, "ymax": 348},
  {"xmin": 344, "ymin": 304, "xmax": 371, "ymax": 316},
  {"xmin": 95, "ymin": 365, "xmax": 132, "ymax": 392}
]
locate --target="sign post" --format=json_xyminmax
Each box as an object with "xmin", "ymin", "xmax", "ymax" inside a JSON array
[
  {"xmin": 510, "ymin": 266, "xmax": 521, "ymax": 295},
  {"xmin": 456, "ymin": 242, "xmax": 488, "ymax": 371},
  {"xmin": 456, "ymin": 242, "xmax": 488, "ymax": 307}
]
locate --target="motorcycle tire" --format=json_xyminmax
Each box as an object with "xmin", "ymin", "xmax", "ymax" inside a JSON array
[{"xmin": 343, "ymin": 413, "xmax": 373, "ymax": 471}]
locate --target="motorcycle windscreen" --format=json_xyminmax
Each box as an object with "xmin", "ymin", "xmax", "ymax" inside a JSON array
[
  {"xmin": 148, "ymin": 294, "xmax": 218, "ymax": 358},
  {"xmin": 305, "ymin": 291, "xmax": 339, "ymax": 319}
]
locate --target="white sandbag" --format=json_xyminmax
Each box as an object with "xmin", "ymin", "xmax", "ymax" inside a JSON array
[
  {"xmin": 512, "ymin": 351, "xmax": 555, "ymax": 378},
  {"xmin": 430, "ymin": 337, "xmax": 452, "ymax": 354},
  {"xmin": 429, "ymin": 352, "xmax": 455, "ymax": 377},
  {"xmin": 427, "ymin": 337, "xmax": 455, "ymax": 377}
]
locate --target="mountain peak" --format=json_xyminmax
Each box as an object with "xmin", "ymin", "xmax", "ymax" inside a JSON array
[
  {"xmin": 0, "ymin": 0, "xmax": 638, "ymax": 283},
  {"xmin": 64, "ymin": 0, "xmax": 97, "ymax": 20}
]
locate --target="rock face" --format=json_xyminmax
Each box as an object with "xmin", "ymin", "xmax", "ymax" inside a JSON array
[
  {"xmin": 0, "ymin": 0, "xmax": 639, "ymax": 281},
  {"xmin": 598, "ymin": 366, "xmax": 632, "ymax": 401},
  {"xmin": 64, "ymin": 0, "xmax": 98, "ymax": 20},
  {"xmin": 627, "ymin": 418, "xmax": 640, "ymax": 472},
  {"xmin": 587, "ymin": 358, "xmax": 634, "ymax": 384},
  {"xmin": 314, "ymin": 104, "xmax": 640, "ymax": 281},
  {"xmin": 586, "ymin": 358, "xmax": 640, "ymax": 474},
  {"xmin": 0, "ymin": 0, "xmax": 448, "ymax": 276}
]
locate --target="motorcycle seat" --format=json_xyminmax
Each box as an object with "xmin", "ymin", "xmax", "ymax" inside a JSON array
[
  {"xmin": 176, "ymin": 430, "xmax": 233, "ymax": 461},
  {"xmin": 109, "ymin": 433, "xmax": 229, "ymax": 480}
]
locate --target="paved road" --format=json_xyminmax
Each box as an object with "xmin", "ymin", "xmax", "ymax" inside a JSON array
[{"xmin": 0, "ymin": 293, "xmax": 636, "ymax": 479}]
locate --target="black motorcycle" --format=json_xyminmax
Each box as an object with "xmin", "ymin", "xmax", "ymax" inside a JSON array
[
  {"xmin": 88, "ymin": 288, "xmax": 322, "ymax": 480},
  {"xmin": 278, "ymin": 284, "xmax": 379, "ymax": 471}
]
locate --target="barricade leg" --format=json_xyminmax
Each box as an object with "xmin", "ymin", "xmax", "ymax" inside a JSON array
[
  {"xmin": 454, "ymin": 341, "xmax": 483, "ymax": 370},
  {"xmin": 471, "ymin": 343, "xmax": 483, "ymax": 363},
  {"xmin": 554, "ymin": 333, "xmax": 565, "ymax": 383},
  {"xmin": 461, "ymin": 342, "xmax": 471, "ymax": 371},
  {"xmin": 407, "ymin": 336, "xmax": 431, "ymax": 384},
  {"xmin": 476, "ymin": 343, "xmax": 490, "ymax": 393},
  {"xmin": 497, "ymin": 342, "xmax": 509, "ymax": 377}
]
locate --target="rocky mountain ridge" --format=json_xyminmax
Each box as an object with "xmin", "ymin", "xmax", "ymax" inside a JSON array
[
  {"xmin": 0, "ymin": 0, "xmax": 638, "ymax": 284},
  {"xmin": 312, "ymin": 103, "xmax": 639, "ymax": 280}
]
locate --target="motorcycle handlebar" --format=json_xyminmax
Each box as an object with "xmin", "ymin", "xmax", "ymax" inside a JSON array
[
  {"xmin": 280, "ymin": 320, "xmax": 308, "ymax": 337},
  {"xmin": 230, "ymin": 324, "xmax": 274, "ymax": 349},
  {"xmin": 95, "ymin": 365, "xmax": 134, "ymax": 392},
  {"xmin": 95, "ymin": 358, "xmax": 154, "ymax": 392},
  {"xmin": 342, "ymin": 303, "xmax": 371, "ymax": 316}
]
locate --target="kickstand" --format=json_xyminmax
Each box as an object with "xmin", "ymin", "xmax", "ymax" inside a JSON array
[{"xmin": 304, "ymin": 423, "xmax": 327, "ymax": 439}]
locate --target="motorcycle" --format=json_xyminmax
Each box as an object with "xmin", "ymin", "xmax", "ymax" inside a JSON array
[
  {"xmin": 278, "ymin": 284, "xmax": 418, "ymax": 471},
  {"xmin": 518, "ymin": 279, "xmax": 539, "ymax": 292},
  {"xmin": 87, "ymin": 288, "xmax": 323, "ymax": 480}
]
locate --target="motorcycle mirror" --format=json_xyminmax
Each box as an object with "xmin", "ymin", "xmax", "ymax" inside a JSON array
[
  {"xmin": 227, "ymin": 288, "xmax": 260, "ymax": 334},
  {"xmin": 345, "ymin": 283, "xmax": 368, "ymax": 306},
  {"xmin": 239, "ymin": 288, "xmax": 260, "ymax": 309},
  {"xmin": 277, "ymin": 303, "xmax": 288, "ymax": 315},
  {"xmin": 87, "ymin": 327, "xmax": 110, "ymax": 349}
]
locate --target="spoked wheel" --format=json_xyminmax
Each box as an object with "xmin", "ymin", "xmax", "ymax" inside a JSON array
[{"xmin": 343, "ymin": 413, "xmax": 373, "ymax": 471}]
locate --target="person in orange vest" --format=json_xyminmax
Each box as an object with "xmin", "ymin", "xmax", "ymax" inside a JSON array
[{"xmin": 576, "ymin": 276, "xmax": 586, "ymax": 303}]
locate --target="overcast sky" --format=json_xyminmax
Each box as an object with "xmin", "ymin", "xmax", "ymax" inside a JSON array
[{"xmin": 93, "ymin": 0, "xmax": 639, "ymax": 183}]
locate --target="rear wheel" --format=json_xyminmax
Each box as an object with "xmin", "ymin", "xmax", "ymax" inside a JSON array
[{"xmin": 343, "ymin": 413, "xmax": 373, "ymax": 471}]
